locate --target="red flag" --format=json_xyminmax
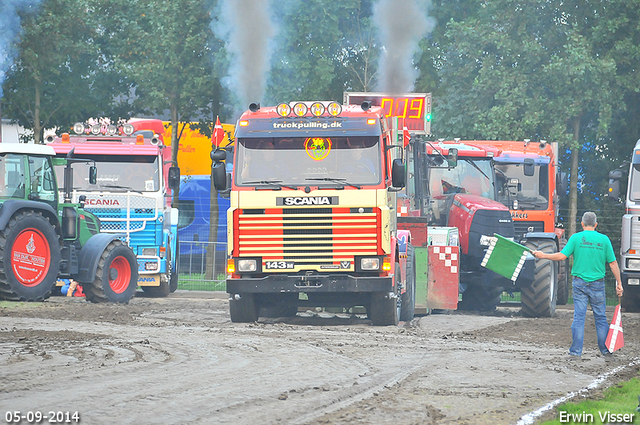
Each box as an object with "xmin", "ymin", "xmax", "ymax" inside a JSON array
[
  {"xmin": 403, "ymin": 121, "xmax": 411, "ymax": 148},
  {"xmin": 212, "ymin": 116, "xmax": 225, "ymax": 147},
  {"xmin": 605, "ymin": 304, "xmax": 624, "ymax": 353}
]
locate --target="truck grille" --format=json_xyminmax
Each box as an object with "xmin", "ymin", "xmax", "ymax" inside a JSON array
[
  {"xmin": 236, "ymin": 207, "xmax": 380, "ymax": 269},
  {"xmin": 513, "ymin": 221, "xmax": 545, "ymax": 238},
  {"xmin": 631, "ymin": 218, "xmax": 640, "ymax": 248}
]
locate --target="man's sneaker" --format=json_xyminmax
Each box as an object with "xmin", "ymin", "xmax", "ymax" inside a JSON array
[
  {"xmin": 603, "ymin": 352, "xmax": 614, "ymax": 362},
  {"xmin": 568, "ymin": 354, "xmax": 581, "ymax": 361}
]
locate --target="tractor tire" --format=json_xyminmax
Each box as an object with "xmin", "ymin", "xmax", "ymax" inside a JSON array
[
  {"xmin": 83, "ymin": 240, "xmax": 138, "ymax": 303},
  {"xmin": 141, "ymin": 277, "xmax": 170, "ymax": 297},
  {"xmin": 458, "ymin": 285, "xmax": 503, "ymax": 312},
  {"xmin": 400, "ymin": 243, "xmax": 416, "ymax": 322},
  {"xmin": 521, "ymin": 239, "xmax": 557, "ymax": 317},
  {"xmin": 259, "ymin": 293, "xmax": 299, "ymax": 318},
  {"xmin": 0, "ymin": 210, "xmax": 60, "ymax": 301},
  {"xmin": 229, "ymin": 293, "xmax": 259, "ymax": 322}
]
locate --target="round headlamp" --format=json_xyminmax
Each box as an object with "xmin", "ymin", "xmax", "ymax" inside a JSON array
[
  {"xmin": 73, "ymin": 122, "xmax": 85, "ymax": 135},
  {"xmin": 107, "ymin": 125, "xmax": 118, "ymax": 135},
  {"xmin": 122, "ymin": 123, "xmax": 135, "ymax": 135},
  {"xmin": 276, "ymin": 103, "xmax": 291, "ymax": 117},
  {"xmin": 293, "ymin": 102, "xmax": 308, "ymax": 117},
  {"xmin": 90, "ymin": 124, "xmax": 101, "ymax": 135},
  {"xmin": 327, "ymin": 102, "xmax": 342, "ymax": 117},
  {"xmin": 310, "ymin": 102, "xmax": 325, "ymax": 117}
]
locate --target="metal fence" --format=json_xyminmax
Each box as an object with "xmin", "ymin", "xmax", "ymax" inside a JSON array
[{"xmin": 176, "ymin": 240, "xmax": 227, "ymax": 291}]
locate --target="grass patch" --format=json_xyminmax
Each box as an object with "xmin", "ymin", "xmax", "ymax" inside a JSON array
[
  {"xmin": 177, "ymin": 273, "xmax": 226, "ymax": 292},
  {"xmin": 540, "ymin": 377, "xmax": 640, "ymax": 424}
]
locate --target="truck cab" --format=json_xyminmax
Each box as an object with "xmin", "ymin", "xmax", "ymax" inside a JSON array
[
  {"xmin": 212, "ymin": 101, "xmax": 414, "ymax": 325},
  {"xmin": 47, "ymin": 121, "xmax": 180, "ymax": 296}
]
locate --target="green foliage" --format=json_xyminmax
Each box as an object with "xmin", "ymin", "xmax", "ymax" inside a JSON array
[{"xmin": 541, "ymin": 376, "xmax": 640, "ymax": 425}]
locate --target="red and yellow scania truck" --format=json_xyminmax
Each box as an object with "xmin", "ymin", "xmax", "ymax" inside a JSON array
[{"xmin": 211, "ymin": 101, "xmax": 415, "ymax": 325}]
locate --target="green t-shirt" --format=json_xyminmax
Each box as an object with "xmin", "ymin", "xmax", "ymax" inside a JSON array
[{"xmin": 561, "ymin": 230, "xmax": 616, "ymax": 282}]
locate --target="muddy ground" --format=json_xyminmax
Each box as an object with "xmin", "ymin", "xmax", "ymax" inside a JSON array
[{"xmin": 1, "ymin": 292, "xmax": 638, "ymax": 425}]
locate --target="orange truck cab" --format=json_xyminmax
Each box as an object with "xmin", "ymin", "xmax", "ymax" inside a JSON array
[{"xmin": 472, "ymin": 140, "xmax": 570, "ymax": 305}]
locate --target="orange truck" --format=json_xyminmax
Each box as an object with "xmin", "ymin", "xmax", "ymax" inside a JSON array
[{"xmin": 472, "ymin": 140, "xmax": 570, "ymax": 305}]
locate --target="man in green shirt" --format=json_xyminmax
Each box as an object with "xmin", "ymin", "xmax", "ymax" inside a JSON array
[{"xmin": 532, "ymin": 212, "xmax": 624, "ymax": 359}]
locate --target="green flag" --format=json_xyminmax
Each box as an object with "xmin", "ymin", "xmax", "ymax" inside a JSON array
[{"xmin": 480, "ymin": 234, "xmax": 530, "ymax": 282}]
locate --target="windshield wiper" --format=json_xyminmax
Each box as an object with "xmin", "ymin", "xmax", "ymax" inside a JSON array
[
  {"xmin": 464, "ymin": 159, "xmax": 493, "ymax": 185},
  {"xmin": 101, "ymin": 184, "xmax": 143, "ymax": 194},
  {"xmin": 243, "ymin": 180, "xmax": 298, "ymax": 190},
  {"xmin": 305, "ymin": 177, "xmax": 361, "ymax": 189}
]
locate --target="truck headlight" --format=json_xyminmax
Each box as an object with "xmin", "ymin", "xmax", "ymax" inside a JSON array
[
  {"xmin": 360, "ymin": 258, "xmax": 380, "ymax": 271},
  {"xmin": 145, "ymin": 262, "xmax": 158, "ymax": 271},
  {"xmin": 626, "ymin": 259, "xmax": 640, "ymax": 270},
  {"xmin": 142, "ymin": 248, "xmax": 158, "ymax": 256},
  {"xmin": 628, "ymin": 278, "xmax": 640, "ymax": 286},
  {"xmin": 479, "ymin": 235, "xmax": 495, "ymax": 246},
  {"xmin": 237, "ymin": 259, "xmax": 257, "ymax": 272}
]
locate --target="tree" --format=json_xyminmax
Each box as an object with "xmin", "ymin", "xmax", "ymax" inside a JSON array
[
  {"xmin": 435, "ymin": 0, "xmax": 617, "ymax": 235},
  {"xmin": 98, "ymin": 0, "xmax": 221, "ymax": 174},
  {"xmin": 2, "ymin": 0, "xmax": 122, "ymax": 142},
  {"xmin": 267, "ymin": 0, "xmax": 378, "ymax": 103}
]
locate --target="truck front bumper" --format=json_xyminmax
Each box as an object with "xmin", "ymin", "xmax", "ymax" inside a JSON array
[
  {"xmin": 621, "ymin": 271, "xmax": 640, "ymax": 294},
  {"xmin": 226, "ymin": 274, "xmax": 393, "ymax": 294}
]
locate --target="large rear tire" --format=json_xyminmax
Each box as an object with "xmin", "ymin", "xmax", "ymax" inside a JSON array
[
  {"xmin": 458, "ymin": 285, "xmax": 503, "ymax": 311},
  {"xmin": 400, "ymin": 244, "xmax": 416, "ymax": 322},
  {"xmin": 83, "ymin": 240, "xmax": 138, "ymax": 303},
  {"xmin": 521, "ymin": 239, "xmax": 557, "ymax": 317},
  {"xmin": 556, "ymin": 238, "xmax": 570, "ymax": 305},
  {"xmin": 229, "ymin": 293, "xmax": 259, "ymax": 322},
  {"xmin": 0, "ymin": 210, "xmax": 60, "ymax": 301}
]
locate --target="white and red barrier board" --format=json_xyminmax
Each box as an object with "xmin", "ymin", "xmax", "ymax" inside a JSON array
[{"xmin": 428, "ymin": 245, "xmax": 459, "ymax": 310}]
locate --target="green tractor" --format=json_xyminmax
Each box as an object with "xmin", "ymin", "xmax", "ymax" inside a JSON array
[{"xmin": 0, "ymin": 144, "xmax": 138, "ymax": 303}]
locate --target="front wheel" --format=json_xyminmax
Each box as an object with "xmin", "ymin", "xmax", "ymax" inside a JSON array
[
  {"xmin": 0, "ymin": 210, "xmax": 60, "ymax": 301},
  {"xmin": 400, "ymin": 244, "xmax": 416, "ymax": 322},
  {"xmin": 229, "ymin": 293, "xmax": 259, "ymax": 322},
  {"xmin": 521, "ymin": 239, "xmax": 557, "ymax": 317},
  {"xmin": 83, "ymin": 240, "xmax": 138, "ymax": 303}
]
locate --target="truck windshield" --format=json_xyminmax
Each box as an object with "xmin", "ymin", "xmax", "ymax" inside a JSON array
[
  {"xmin": 629, "ymin": 164, "xmax": 640, "ymax": 201},
  {"xmin": 494, "ymin": 163, "xmax": 549, "ymax": 210},
  {"xmin": 235, "ymin": 136, "xmax": 381, "ymax": 186},
  {"xmin": 429, "ymin": 158, "xmax": 495, "ymax": 199},
  {"xmin": 54, "ymin": 155, "xmax": 160, "ymax": 192}
]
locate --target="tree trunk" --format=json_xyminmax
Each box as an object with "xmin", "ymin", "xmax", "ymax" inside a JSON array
[
  {"xmin": 206, "ymin": 94, "xmax": 222, "ymax": 280},
  {"xmin": 568, "ymin": 116, "xmax": 581, "ymax": 236},
  {"xmin": 33, "ymin": 82, "xmax": 42, "ymax": 144},
  {"xmin": 170, "ymin": 102, "xmax": 180, "ymax": 207}
]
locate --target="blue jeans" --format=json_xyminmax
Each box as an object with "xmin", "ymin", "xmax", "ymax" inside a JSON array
[{"xmin": 570, "ymin": 277, "xmax": 609, "ymax": 356}]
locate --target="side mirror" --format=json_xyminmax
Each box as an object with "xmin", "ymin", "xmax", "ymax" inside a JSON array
[
  {"xmin": 219, "ymin": 173, "xmax": 232, "ymax": 198},
  {"xmin": 557, "ymin": 171, "xmax": 568, "ymax": 195},
  {"xmin": 211, "ymin": 148, "xmax": 226, "ymax": 162},
  {"xmin": 391, "ymin": 158, "xmax": 405, "ymax": 188},
  {"xmin": 212, "ymin": 162, "xmax": 227, "ymax": 191},
  {"xmin": 168, "ymin": 166, "xmax": 180, "ymax": 191},
  {"xmin": 447, "ymin": 148, "xmax": 458, "ymax": 168},
  {"xmin": 523, "ymin": 158, "xmax": 535, "ymax": 176},
  {"xmin": 89, "ymin": 166, "xmax": 97, "ymax": 185},
  {"xmin": 607, "ymin": 169, "xmax": 624, "ymax": 200}
]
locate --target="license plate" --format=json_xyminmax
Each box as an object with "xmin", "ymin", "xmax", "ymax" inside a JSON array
[{"xmin": 265, "ymin": 261, "xmax": 294, "ymax": 270}]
